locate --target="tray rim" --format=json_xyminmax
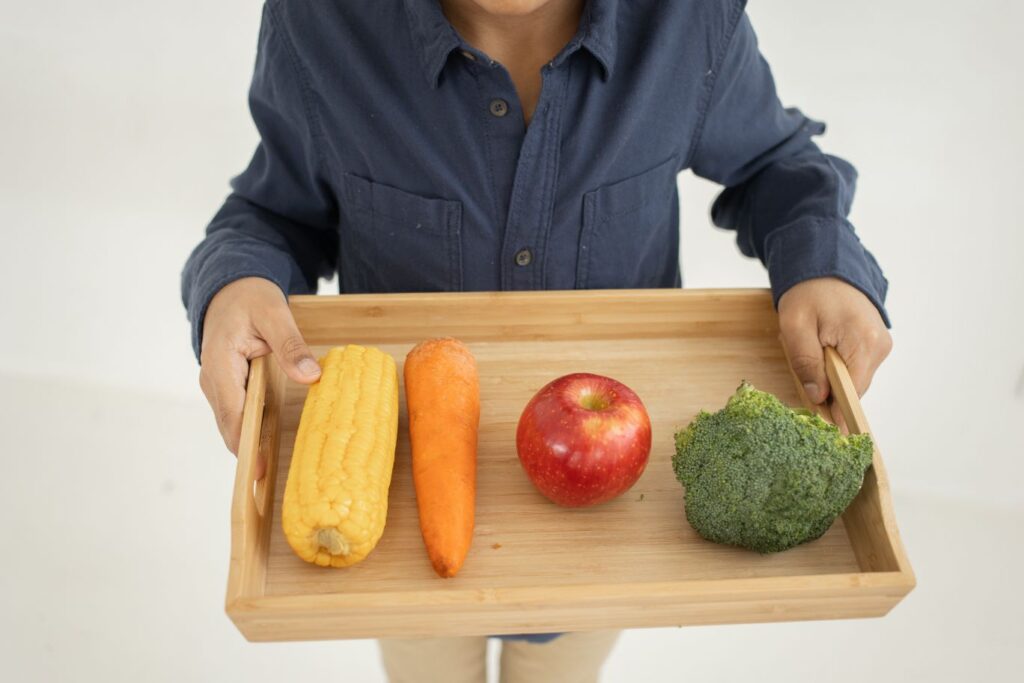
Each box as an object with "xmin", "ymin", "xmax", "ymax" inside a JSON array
[{"xmin": 225, "ymin": 288, "xmax": 915, "ymax": 640}]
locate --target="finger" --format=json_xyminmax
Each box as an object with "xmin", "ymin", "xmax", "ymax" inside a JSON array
[
  {"xmin": 202, "ymin": 359, "xmax": 268, "ymax": 479},
  {"xmin": 200, "ymin": 348, "xmax": 249, "ymax": 455},
  {"xmin": 829, "ymin": 401, "xmax": 849, "ymax": 435},
  {"xmin": 256, "ymin": 301, "xmax": 321, "ymax": 385},
  {"xmin": 836, "ymin": 326, "xmax": 892, "ymax": 397},
  {"xmin": 780, "ymin": 314, "xmax": 830, "ymax": 404}
]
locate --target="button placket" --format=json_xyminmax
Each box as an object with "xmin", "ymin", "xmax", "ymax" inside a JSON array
[
  {"xmin": 500, "ymin": 65, "xmax": 568, "ymax": 290},
  {"xmin": 471, "ymin": 61, "xmax": 524, "ymax": 291},
  {"xmin": 472, "ymin": 57, "xmax": 569, "ymax": 291}
]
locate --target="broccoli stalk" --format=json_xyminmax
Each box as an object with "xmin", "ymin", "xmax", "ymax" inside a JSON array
[{"xmin": 672, "ymin": 381, "xmax": 873, "ymax": 553}]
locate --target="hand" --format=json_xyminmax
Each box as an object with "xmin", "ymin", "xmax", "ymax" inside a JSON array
[
  {"xmin": 778, "ymin": 277, "xmax": 892, "ymax": 420},
  {"xmin": 199, "ymin": 277, "xmax": 321, "ymax": 475}
]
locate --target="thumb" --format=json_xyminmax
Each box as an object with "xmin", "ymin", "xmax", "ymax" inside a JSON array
[
  {"xmin": 780, "ymin": 316, "xmax": 830, "ymax": 405},
  {"xmin": 257, "ymin": 301, "xmax": 321, "ymax": 385}
]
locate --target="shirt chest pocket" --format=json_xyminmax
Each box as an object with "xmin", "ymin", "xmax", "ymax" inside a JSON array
[
  {"xmin": 340, "ymin": 173, "xmax": 463, "ymax": 293},
  {"xmin": 575, "ymin": 157, "xmax": 680, "ymax": 290}
]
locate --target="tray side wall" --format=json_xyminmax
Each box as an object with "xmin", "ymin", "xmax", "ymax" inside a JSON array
[
  {"xmin": 289, "ymin": 289, "xmax": 780, "ymax": 345},
  {"xmin": 824, "ymin": 348, "xmax": 914, "ymax": 578},
  {"xmin": 228, "ymin": 574, "xmax": 912, "ymax": 641},
  {"xmin": 226, "ymin": 356, "xmax": 284, "ymax": 609}
]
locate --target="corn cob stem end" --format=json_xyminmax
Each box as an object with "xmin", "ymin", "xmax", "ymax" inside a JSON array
[{"xmin": 316, "ymin": 528, "xmax": 350, "ymax": 557}]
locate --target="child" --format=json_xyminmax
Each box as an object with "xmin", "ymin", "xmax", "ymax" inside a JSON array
[{"xmin": 182, "ymin": 1, "xmax": 892, "ymax": 680}]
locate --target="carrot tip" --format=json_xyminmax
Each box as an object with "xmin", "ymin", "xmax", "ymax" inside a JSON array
[{"xmin": 432, "ymin": 559, "xmax": 463, "ymax": 578}]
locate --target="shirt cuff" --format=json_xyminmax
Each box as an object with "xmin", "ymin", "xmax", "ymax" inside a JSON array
[
  {"xmin": 182, "ymin": 240, "xmax": 296, "ymax": 362},
  {"xmin": 764, "ymin": 217, "xmax": 891, "ymax": 327}
]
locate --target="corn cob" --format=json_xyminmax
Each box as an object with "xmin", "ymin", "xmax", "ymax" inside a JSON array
[{"xmin": 282, "ymin": 345, "xmax": 399, "ymax": 567}]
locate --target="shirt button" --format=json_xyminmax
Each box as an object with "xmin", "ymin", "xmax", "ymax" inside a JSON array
[
  {"xmin": 514, "ymin": 248, "xmax": 533, "ymax": 267},
  {"xmin": 460, "ymin": 50, "xmax": 477, "ymax": 61},
  {"xmin": 489, "ymin": 98, "xmax": 509, "ymax": 117}
]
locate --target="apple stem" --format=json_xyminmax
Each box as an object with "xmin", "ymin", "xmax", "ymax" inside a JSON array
[{"xmin": 579, "ymin": 391, "xmax": 610, "ymax": 411}]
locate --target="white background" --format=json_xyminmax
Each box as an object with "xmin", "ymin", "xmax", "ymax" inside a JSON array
[{"xmin": 1, "ymin": 0, "xmax": 1022, "ymax": 680}]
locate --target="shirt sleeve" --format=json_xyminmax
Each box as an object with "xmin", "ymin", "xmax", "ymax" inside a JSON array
[
  {"xmin": 180, "ymin": 2, "xmax": 339, "ymax": 361},
  {"xmin": 688, "ymin": 8, "xmax": 889, "ymax": 325}
]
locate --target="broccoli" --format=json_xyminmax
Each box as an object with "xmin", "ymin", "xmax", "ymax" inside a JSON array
[{"xmin": 672, "ymin": 381, "xmax": 873, "ymax": 553}]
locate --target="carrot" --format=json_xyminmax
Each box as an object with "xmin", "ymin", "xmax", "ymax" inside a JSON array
[{"xmin": 404, "ymin": 338, "xmax": 480, "ymax": 578}]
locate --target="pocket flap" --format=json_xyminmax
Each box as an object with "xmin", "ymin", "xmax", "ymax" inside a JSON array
[
  {"xmin": 585, "ymin": 156, "xmax": 678, "ymax": 220},
  {"xmin": 343, "ymin": 173, "xmax": 460, "ymax": 236}
]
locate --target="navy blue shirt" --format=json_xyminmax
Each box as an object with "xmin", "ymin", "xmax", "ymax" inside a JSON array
[
  {"xmin": 181, "ymin": 0, "xmax": 889, "ymax": 643},
  {"xmin": 182, "ymin": 0, "xmax": 889, "ymax": 360}
]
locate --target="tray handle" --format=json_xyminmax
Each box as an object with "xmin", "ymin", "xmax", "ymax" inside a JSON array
[
  {"xmin": 786, "ymin": 345, "xmax": 870, "ymax": 436},
  {"xmin": 227, "ymin": 355, "xmax": 279, "ymax": 606},
  {"xmin": 822, "ymin": 347, "xmax": 871, "ymax": 435},
  {"xmin": 793, "ymin": 347, "xmax": 913, "ymax": 576},
  {"xmin": 232, "ymin": 356, "xmax": 275, "ymax": 527}
]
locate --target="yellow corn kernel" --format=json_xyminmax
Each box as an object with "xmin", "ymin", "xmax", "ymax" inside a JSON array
[{"xmin": 282, "ymin": 345, "xmax": 399, "ymax": 567}]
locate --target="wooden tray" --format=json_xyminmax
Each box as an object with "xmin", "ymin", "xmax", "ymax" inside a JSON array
[{"xmin": 226, "ymin": 289, "xmax": 914, "ymax": 641}]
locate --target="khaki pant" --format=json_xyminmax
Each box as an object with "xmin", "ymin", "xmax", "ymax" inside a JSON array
[{"xmin": 378, "ymin": 630, "xmax": 620, "ymax": 683}]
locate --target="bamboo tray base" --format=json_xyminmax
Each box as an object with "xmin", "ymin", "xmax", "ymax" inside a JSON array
[{"xmin": 226, "ymin": 290, "xmax": 914, "ymax": 641}]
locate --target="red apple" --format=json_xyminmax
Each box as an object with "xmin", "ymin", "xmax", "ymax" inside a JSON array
[{"xmin": 516, "ymin": 373, "xmax": 652, "ymax": 507}]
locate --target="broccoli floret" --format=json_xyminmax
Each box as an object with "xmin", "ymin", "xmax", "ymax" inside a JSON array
[{"xmin": 672, "ymin": 381, "xmax": 873, "ymax": 553}]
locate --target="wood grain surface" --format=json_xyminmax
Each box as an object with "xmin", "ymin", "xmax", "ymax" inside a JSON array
[{"xmin": 226, "ymin": 289, "xmax": 914, "ymax": 641}]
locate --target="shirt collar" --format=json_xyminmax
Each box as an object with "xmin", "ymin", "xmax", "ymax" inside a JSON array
[
  {"xmin": 404, "ymin": 0, "xmax": 618, "ymax": 88},
  {"xmin": 571, "ymin": 0, "xmax": 618, "ymax": 79}
]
